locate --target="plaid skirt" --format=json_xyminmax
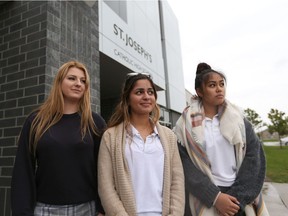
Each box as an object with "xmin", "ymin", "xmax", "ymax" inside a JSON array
[{"xmin": 34, "ymin": 200, "xmax": 97, "ymax": 216}]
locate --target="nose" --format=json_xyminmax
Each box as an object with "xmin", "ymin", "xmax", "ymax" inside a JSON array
[
  {"xmin": 75, "ymin": 78, "xmax": 82, "ymax": 86},
  {"xmin": 216, "ymin": 85, "xmax": 222, "ymax": 92},
  {"xmin": 143, "ymin": 91, "xmax": 150, "ymax": 99}
]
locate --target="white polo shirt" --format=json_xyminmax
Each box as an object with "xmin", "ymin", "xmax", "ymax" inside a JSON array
[
  {"xmin": 125, "ymin": 125, "xmax": 164, "ymax": 216},
  {"xmin": 204, "ymin": 116, "xmax": 237, "ymax": 187}
]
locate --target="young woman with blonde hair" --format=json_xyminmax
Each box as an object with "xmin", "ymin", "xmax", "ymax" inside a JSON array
[{"xmin": 11, "ymin": 61, "xmax": 106, "ymax": 216}]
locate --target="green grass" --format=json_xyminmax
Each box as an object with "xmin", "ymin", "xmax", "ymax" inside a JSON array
[{"xmin": 263, "ymin": 145, "xmax": 288, "ymax": 183}]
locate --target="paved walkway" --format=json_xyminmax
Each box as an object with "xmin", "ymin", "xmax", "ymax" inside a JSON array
[{"xmin": 262, "ymin": 182, "xmax": 288, "ymax": 215}]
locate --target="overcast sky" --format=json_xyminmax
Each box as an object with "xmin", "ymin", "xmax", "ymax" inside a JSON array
[{"xmin": 166, "ymin": 0, "xmax": 288, "ymax": 123}]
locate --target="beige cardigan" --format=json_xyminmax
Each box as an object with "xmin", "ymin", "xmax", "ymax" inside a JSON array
[{"xmin": 98, "ymin": 122, "xmax": 184, "ymax": 216}]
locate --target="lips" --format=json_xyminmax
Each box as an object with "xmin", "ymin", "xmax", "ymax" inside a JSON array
[
  {"xmin": 140, "ymin": 102, "xmax": 153, "ymax": 108},
  {"xmin": 216, "ymin": 95, "xmax": 224, "ymax": 99},
  {"xmin": 72, "ymin": 89, "xmax": 81, "ymax": 93}
]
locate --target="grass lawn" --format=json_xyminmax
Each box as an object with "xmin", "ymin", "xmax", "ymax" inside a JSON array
[{"xmin": 263, "ymin": 145, "xmax": 288, "ymax": 183}]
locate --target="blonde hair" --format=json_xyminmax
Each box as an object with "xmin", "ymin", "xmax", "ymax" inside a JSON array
[
  {"xmin": 29, "ymin": 61, "xmax": 99, "ymax": 153},
  {"xmin": 108, "ymin": 73, "xmax": 160, "ymax": 128}
]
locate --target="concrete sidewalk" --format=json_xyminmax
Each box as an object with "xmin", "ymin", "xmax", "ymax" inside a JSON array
[{"xmin": 262, "ymin": 182, "xmax": 288, "ymax": 215}]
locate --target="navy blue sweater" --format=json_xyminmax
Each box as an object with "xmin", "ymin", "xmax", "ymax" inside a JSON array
[{"xmin": 11, "ymin": 112, "xmax": 106, "ymax": 216}]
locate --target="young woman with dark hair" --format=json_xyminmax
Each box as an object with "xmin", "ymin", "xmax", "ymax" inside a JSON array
[
  {"xmin": 174, "ymin": 63, "xmax": 269, "ymax": 216},
  {"xmin": 98, "ymin": 73, "xmax": 184, "ymax": 216}
]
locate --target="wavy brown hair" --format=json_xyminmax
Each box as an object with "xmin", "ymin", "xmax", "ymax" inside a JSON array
[
  {"xmin": 108, "ymin": 73, "xmax": 160, "ymax": 128},
  {"xmin": 29, "ymin": 61, "xmax": 99, "ymax": 153}
]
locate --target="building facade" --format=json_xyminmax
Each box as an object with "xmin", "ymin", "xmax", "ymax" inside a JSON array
[{"xmin": 0, "ymin": 1, "xmax": 185, "ymax": 215}]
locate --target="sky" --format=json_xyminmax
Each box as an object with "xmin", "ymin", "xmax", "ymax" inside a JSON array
[{"xmin": 166, "ymin": 0, "xmax": 288, "ymax": 124}]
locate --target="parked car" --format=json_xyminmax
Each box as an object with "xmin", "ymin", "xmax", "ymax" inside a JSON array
[{"xmin": 280, "ymin": 136, "xmax": 288, "ymax": 146}]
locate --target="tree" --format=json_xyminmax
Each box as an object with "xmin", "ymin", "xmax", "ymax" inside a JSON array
[
  {"xmin": 244, "ymin": 108, "xmax": 263, "ymax": 131},
  {"xmin": 267, "ymin": 108, "xmax": 288, "ymax": 148}
]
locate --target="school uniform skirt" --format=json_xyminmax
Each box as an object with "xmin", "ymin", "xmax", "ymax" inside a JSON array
[{"xmin": 34, "ymin": 200, "xmax": 97, "ymax": 216}]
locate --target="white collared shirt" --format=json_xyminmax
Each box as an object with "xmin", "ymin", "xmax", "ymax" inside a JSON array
[
  {"xmin": 204, "ymin": 115, "xmax": 237, "ymax": 187},
  {"xmin": 125, "ymin": 125, "xmax": 164, "ymax": 216}
]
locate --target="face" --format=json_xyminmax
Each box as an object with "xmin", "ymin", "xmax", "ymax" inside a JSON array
[
  {"xmin": 61, "ymin": 67, "xmax": 86, "ymax": 103},
  {"xmin": 128, "ymin": 79, "xmax": 156, "ymax": 117},
  {"xmin": 196, "ymin": 72, "xmax": 226, "ymax": 107}
]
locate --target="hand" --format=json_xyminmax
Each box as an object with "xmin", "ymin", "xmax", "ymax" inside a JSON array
[{"xmin": 215, "ymin": 193, "xmax": 240, "ymax": 216}]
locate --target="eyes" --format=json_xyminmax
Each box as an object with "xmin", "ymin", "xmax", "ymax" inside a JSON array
[
  {"xmin": 207, "ymin": 81, "xmax": 225, "ymax": 88},
  {"xmin": 135, "ymin": 89, "xmax": 154, "ymax": 96},
  {"xmin": 67, "ymin": 76, "xmax": 86, "ymax": 84}
]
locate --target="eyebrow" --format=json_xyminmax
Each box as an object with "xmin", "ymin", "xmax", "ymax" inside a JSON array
[
  {"xmin": 207, "ymin": 79, "xmax": 224, "ymax": 83},
  {"xmin": 134, "ymin": 87, "xmax": 153, "ymax": 91},
  {"xmin": 67, "ymin": 74, "xmax": 86, "ymax": 79}
]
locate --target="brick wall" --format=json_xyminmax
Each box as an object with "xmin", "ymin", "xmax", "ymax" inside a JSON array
[{"xmin": 0, "ymin": 1, "xmax": 100, "ymax": 215}]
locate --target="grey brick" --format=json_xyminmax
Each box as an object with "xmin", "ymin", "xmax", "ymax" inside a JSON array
[
  {"xmin": 26, "ymin": 66, "xmax": 45, "ymax": 77},
  {"xmin": 5, "ymin": 188, "xmax": 11, "ymax": 216},
  {"xmin": 17, "ymin": 116, "xmax": 27, "ymax": 126},
  {"xmin": 0, "ymin": 43, "xmax": 8, "ymax": 56},
  {"xmin": 0, "ymin": 157, "xmax": 14, "ymax": 166},
  {"xmin": 2, "ymin": 64, "xmax": 19, "ymax": 76},
  {"xmin": 5, "ymin": 108, "xmax": 23, "ymax": 118},
  {"xmin": 0, "ymin": 11, "xmax": 9, "ymax": 21},
  {"xmin": 10, "ymin": 20, "xmax": 27, "ymax": 32},
  {"xmin": 29, "ymin": 1, "xmax": 47, "ymax": 10},
  {"xmin": 20, "ymin": 59, "xmax": 39, "ymax": 70},
  {"xmin": 1, "ymin": 167, "xmax": 13, "ymax": 176},
  {"xmin": 39, "ymin": 74, "xmax": 45, "ymax": 84},
  {"xmin": 6, "ymin": 89, "xmax": 24, "ymax": 100},
  {"xmin": 40, "ymin": 37, "xmax": 46, "ymax": 48},
  {"xmin": 27, "ymin": 30, "xmax": 46, "ymax": 43},
  {"xmin": 4, "ymin": 127, "xmax": 21, "ymax": 137},
  {"xmin": 3, "ymin": 31, "xmax": 20, "ymax": 43},
  {"xmin": 24, "ymin": 105, "xmax": 39, "ymax": 115},
  {"xmin": 19, "ymin": 77, "xmax": 38, "ymax": 88},
  {"xmin": 7, "ymin": 54, "xmax": 25, "ymax": 65},
  {"xmin": 22, "ymin": 6, "xmax": 40, "ymax": 20},
  {"xmin": 0, "ymin": 177, "xmax": 12, "ymax": 187},
  {"xmin": 0, "ymin": 27, "xmax": 9, "ymax": 37},
  {"xmin": 28, "ymin": 13, "xmax": 47, "ymax": 26},
  {"xmin": 9, "ymin": 37, "xmax": 26, "ymax": 49},
  {"xmin": 25, "ymin": 84, "xmax": 45, "ymax": 96},
  {"xmin": 10, "ymin": 3, "xmax": 28, "ymax": 17},
  {"xmin": 47, "ymin": 1, "xmax": 60, "ymax": 17},
  {"xmin": 0, "ymin": 118, "xmax": 16, "ymax": 128},
  {"xmin": 21, "ymin": 23, "xmax": 40, "ymax": 37},
  {"xmin": 1, "ymin": 81, "xmax": 18, "ymax": 92},
  {"xmin": 27, "ymin": 47, "xmax": 46, "ymax": 60},
  {"xmin": 0, "ymin": 61, "xmax": 7, "ymax": 70},
  {"xmin": 40, "ymin": 56, "xmax": 46, "ymax": 65},
  {"xmin": 7, "ymin": 71, "xmax": 24, "ymax": 82},
  {"xmin": 3, "ymin": 47, "xmax": 19, "ymax": 58},
  {"xmin": 0, "ymin": 93, "xmax": 4, "ymax": 101},
  {"xmin": 0, "ymin": 100, "xmax": 17, "ymax": 109},
  {"xmin": 20, "ymin": 41, "xmax": 40, "ymax": 53},
  {"xmin": 0, "ymin": 75, "xmax": 6, "ymax": 85},
  {"xmin": 18, "ymin": 95, "xmax": 38, "ymax": 106},
  {"xmin": 41, "ymin": 20, "xmax": 47, "ymax": 31},
  {"xmin": 0, "ymin": 188, "xmax": 5, "ymax": 215},
  {"xmin": 4, "ymin": 14, "xmax": 21, "ymax": 26}
]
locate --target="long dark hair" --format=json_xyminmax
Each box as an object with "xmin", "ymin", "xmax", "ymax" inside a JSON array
[
  {"xmin": 108, "ymin": 73, "xmax": 160, "ymax": 128},
  {"xmin": 195, "ymin": 62, "xmax": 226, "ymax": 91}
]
